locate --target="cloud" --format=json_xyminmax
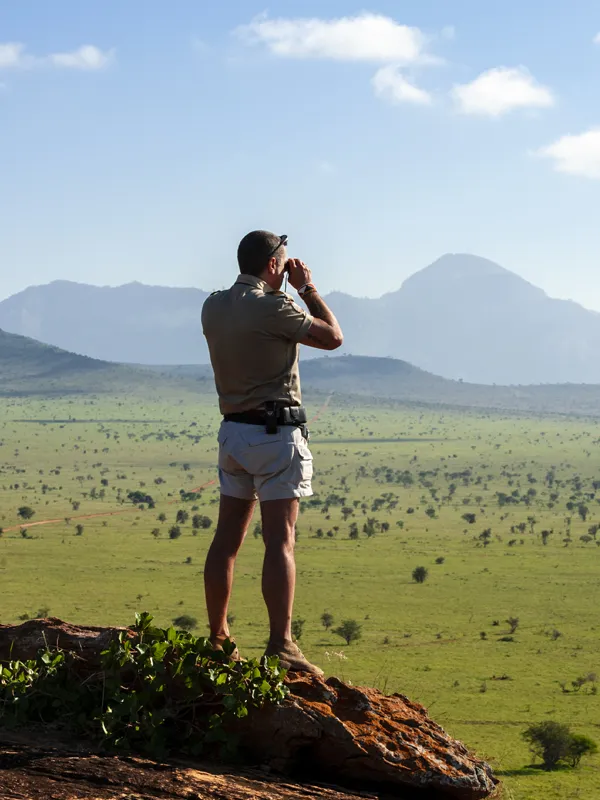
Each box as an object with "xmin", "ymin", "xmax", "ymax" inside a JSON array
[
  {"xmin": 535, "ymin": 129, "xmax": 600, "ymax": 179},
  {"xmin": 594, "ymin": 32, "xmax": 600, "ymax": 44},
  {"xmin": 236, "ymin": 12, "xmax": 430, "ymax": 64},
  {"xmin": 372, "ymin": 65, "xmax": 432, "ymax": 105},
  {"xmin": 0, "ymin": 42, "xmax": 30, "ymax": 69},
  {"xmin": 0, "ymin": 42, "xmax": 113, "ymax": 71},
  {"xmin": 452, "ymin": 66, "xmax": 554, "ymax": 117},
  {"xmin": 49, "ymin": 45, "xmax": 114, "ymax": 70}
]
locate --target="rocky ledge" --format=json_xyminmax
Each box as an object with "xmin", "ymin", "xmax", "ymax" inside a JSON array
[{"xmin": 0, "ymin": 618, "xmax": 499, "ymax": 799}]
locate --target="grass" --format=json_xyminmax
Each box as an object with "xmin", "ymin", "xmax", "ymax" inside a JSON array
[{"xmin": 1, "ymin": 390, "xmax": 600, "ymax": 799}]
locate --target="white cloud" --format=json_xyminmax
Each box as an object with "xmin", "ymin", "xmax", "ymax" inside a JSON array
[
  {"xmin": 49, "ymin": 45, "xmax": 114, "ymax": 70},
  {"xmin": 452, "ymin": 66, "xmax": 554, "ymax": 117},
  {"xmin": 0, "ymin": 42, "xmax": 113, "ymax": 72},
  {"xmin": 236, "ymin": 12, "xmax": 429, "ymax": 64},
  {"xmin": 536, "ymin": 129, "xmax": 600, "ymax": 179},
  {"xmin": 594, "ymin": 32, "xmax": 600, "ymax": 44},
  {"xmin": 372, "ymin": 65, "xmax": 432, "ymax": 105},
  {"xmin": 0, "ymin": 42, "xmax": 30, "ymax": 69}
]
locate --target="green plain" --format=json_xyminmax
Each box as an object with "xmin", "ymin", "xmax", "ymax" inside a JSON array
[{"xmin": 1, "ymin": 390, "xmax": 599, "ymax": 800}]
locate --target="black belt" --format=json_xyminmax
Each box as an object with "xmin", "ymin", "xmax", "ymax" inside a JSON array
[{"xmin": 224, "ymin": 405, "xmax": 307, "ymax": 426}]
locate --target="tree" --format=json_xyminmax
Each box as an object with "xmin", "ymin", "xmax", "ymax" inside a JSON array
[
  {"xmin": 462, "ymin": 513, "xmax": 476, "ymax": 525},
  {"xmin": 321, "ymin": 611, "xmax": 334, "ymax": 630},
  {"xmin": 523, "ymin": 721, "xmax": 572, "ymax": 770},
  {"xmin": 506, "ymin": 616, "xmax": 520, "ymax": 634},
  {"xmin": 157, "ymin": 512, "xmax": 167, "ymax": 523},
  {"xmin": 333, "ymin": 619, "xmax": 362, "ymax": 646},
  {"xmin": 412, "ymin": 566, "xmax": 429, "ymax": 584},
  {"xmin": 75, "ymin": 524, "xmax": 84, "ymax": 536},
  {"xmin": 18, "ymin": 506, "xmax": 35, "ymax": 520},
  {"xmin": 479, "ymin": 528, "xmax": 492, "ymax": 546},
  {"xmin": 523, "ymin": 722, "xmax": 597, "ymax": 770},
  {"xmin": 291, "ymin": 618, "xmax": 305, "ymax": 641},
  {"xmin": 541, "ymin": 529, "xmax": 552, "ymax": 546},
  {"xmin": 176, "ymin": 509, "xmax": 189, "ymax": 525},
  {"xmin": 578, "ymin": 504, "xmax": 589, "ymax": 522},
  {"xmin": 169, "ymin": 525, "xmax": 182, "ymax": 540}
]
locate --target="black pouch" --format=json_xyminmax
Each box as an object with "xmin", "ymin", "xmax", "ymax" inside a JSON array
[
  {"xmin": 264, "ymin": 401, "xmax": 278, "ymax": 435},
  {"xmin": 282, "ymin": 406, "xmax": 308, "ymax": 425}
]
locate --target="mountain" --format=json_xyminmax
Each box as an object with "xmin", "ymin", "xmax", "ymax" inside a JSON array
[
  {"xmin": 2, "ymin": 256, "xmax": 600, "ymax": 384},
  {"xmin": 329, "ymin": 254, "xmax": 600, "ymax": 385},
  {"xmin": 0, "ymin": 280, "xmax": 211, "ymax": 365}
]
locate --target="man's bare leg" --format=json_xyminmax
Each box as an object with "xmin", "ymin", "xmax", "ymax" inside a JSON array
[
  {"xmin": 204, "ymin": 494, "xmax": 255, "ymax": 641},
  {"xmin": 261, "ymin": 498, "xmax": 323, "ymax": 676},
  {"xmin": 260, "ymin": 498, "xmax": 298, "ymax": 642}
]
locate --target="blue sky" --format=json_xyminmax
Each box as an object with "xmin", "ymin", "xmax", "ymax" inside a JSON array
[{"xmin": 2, "ymin": 1, "xmax": 600, "ymax": 308}]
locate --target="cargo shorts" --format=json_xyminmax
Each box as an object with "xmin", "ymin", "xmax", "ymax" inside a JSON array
[{"xmin": 217, "ymin": 421, "xmax": 314, "ymax": 502}]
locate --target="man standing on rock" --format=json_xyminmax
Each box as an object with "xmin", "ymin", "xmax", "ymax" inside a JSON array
[{"xmin": 201, "ymin": 231, "xmax": 343, "ymax": 675}]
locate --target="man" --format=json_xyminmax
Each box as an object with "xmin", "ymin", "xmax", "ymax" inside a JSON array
[{"xmin": 201, "ymin": 230, "xmax": 343, "ymax": 675}]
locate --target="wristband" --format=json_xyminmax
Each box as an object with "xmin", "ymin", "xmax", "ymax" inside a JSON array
[{"xmin": 298, "ymin": 283, "xmax": 316, "ymax": 297}]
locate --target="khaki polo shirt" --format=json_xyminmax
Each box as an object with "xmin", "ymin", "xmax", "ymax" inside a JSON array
[{"xmin": 201, "ymin": 275, "xmax": 313, "ymax": 415}]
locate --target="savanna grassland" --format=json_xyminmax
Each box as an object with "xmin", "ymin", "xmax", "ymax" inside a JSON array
[{"xmin": 1, "ymin": 390, "xmax": 600, "ymax": 800}]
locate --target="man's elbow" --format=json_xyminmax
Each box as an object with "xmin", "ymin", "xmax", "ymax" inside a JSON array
[{"xmin": 326, "ymin": 333, "xmax": 344, "ymax": 351}]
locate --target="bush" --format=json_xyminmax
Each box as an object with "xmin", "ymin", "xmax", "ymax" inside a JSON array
[
  {"xmin": 0, "ymin": 612, "xmax": 288, "ymax": 758},
  {"xmin": 291, "ymin": 619, "xmax": 305, "ymax": 642},
  {"xmin": 568, "ymin": 734, "xmax": 598, "ymax": 767},
  {"xmin": 523, "ymin": 721, "xmax": 598, "ymax": 770},
  {"xmin": 172, "ymin": 614, "xmax": 197, "ymax": 631},
  {"xmin": 412, "ymin": 566, "xmax": 429, "ymax": 584},
  {"xmin": 18, "ymin": 506, "xmax": 35, "ymax": 520},
  {"xmin": 333, "ymin": 619, "xmax": 362, "ymax": 645},
  {"xmin": 169, "ymin": 525, "xmax": 182, "ymax": 540}
]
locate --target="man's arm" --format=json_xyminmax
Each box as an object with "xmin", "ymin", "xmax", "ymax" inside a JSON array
[
  {"xmin": 300, "ymin": 291, "xmax": 343, "ymax": 351},
  {"xmin": 287, "ymin": 259, "xmax": 343, "ymax": 351}
]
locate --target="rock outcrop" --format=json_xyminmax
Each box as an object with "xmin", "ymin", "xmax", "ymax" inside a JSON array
[{"xmin": 0, "ymin": 618, "xmax": 499, "ymax": 799}]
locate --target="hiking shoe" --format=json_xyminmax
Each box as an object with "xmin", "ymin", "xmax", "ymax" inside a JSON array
[
  {"xmin": 265, "ymin": 640, "xmax": 324, "ymax": 677},
  {"xmin": 209, "ymin": 635, "xmax": 241, "ymax": 661}
]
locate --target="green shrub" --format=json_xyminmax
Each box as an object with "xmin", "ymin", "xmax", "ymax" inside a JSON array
[
  {"xmin": 0, "ymin": 612, "xmax": 288, "ymax": 759},
  {"xmin": 523, "ymin": 721, "xmax": 598, "ymax": 770},
  {"xmin": 412, "ymin": 566, "xmax": 429, "ymax": 584}
]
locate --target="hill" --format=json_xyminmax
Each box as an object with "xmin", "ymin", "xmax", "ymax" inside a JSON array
[
  {"xmin": 2, "ymin": 256, "xmax": 600, "ymax": 384},
  {"xmin": 3, "ymin": 327, "xmax": 600, "ymax": 416},
  {"xmin": 0, "ymin": 328, "xmax": 208, "ymax": 397}
]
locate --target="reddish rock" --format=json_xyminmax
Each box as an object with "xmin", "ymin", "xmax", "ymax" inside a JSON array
[
  {"xmin": 0, "ymin": 619, "xmax": 499, "ymax": 799},
  {"xmin": 245, "ymin": 676, "xmax": 498, "ymax": 799}
]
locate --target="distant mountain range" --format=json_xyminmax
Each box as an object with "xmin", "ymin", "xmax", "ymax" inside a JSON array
[
  {"xmin": 3, "ymin": 327, "xmax": 600, "ymax": 416},
  {"xmin": 2, "ymin": 254, "xmax": 600, "ymax": 385}
]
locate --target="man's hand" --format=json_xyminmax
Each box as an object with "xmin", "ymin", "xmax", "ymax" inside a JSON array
[{"xmin": 286, "ymin": 258, "xmax": 313, "ymax": 291}]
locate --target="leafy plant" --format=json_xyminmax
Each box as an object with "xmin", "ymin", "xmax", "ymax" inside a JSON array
[{"xmin": 0, "ymin": 612, "xmax": 288, "ymax": 759}]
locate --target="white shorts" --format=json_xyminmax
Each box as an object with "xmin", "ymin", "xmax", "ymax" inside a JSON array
[{"xmin": 217, "ymin": 421, "xmax": 314, "ymax": 502}]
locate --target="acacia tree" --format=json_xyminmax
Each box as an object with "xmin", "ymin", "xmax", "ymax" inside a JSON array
[
  {"xmin": 333, "ymin": 619, "xmax": 362, "ymax": 645},
  {"xmin": 321, "ymin": 612, "xmax": 334, "ymax": 630}
]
